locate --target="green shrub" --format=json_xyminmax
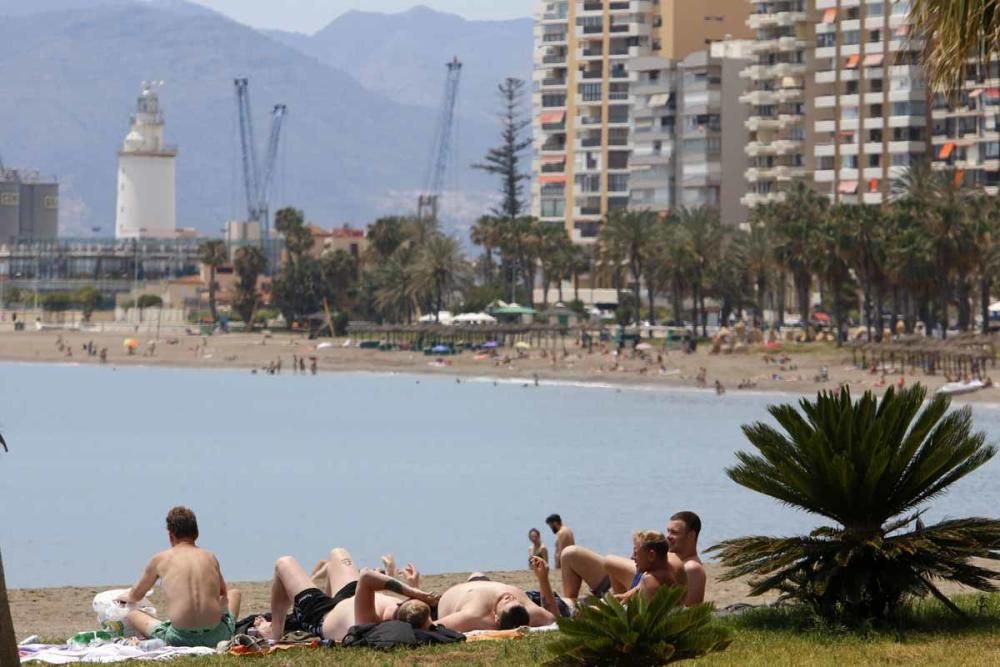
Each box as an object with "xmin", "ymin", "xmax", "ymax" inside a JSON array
[
  {"xmin": 710, "ymin": 385, "xmax": 1000, "ymax": 625},
  {"xmin": 546, "ymin": 587, "xmax": 732, "ymax": 666}
]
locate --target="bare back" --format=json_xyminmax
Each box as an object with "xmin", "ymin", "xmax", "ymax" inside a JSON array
[
  {"xmin": 554, "ymin": 527, "xmax": 575, "ymax": 567},
  {"xmin": 155, "ymin": 544, "xmax": 226, "ymax": 630}
]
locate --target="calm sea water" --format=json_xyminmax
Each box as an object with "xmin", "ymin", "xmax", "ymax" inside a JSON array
[{"xmin": 1, "ymin": 362, "xmax": 998, "ymax": 589}]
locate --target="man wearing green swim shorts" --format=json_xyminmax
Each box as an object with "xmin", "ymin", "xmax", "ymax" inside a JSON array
[{"xmin": 118, "ymin": 506, "xmax": 241, "ymax": 648}]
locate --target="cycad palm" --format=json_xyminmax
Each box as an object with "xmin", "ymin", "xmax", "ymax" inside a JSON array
[
  {"xmin": 546, "ymin": 587, "xmax": 732, "ymax": 666},
  {"xmin": 711, "ymin": 385, "xmax": 1000, "ymax": 623}
]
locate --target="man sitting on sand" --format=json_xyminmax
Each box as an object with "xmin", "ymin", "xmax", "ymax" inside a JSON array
[
  {"xmin": 560, "ymin": 530, "xmax": 686, "ymax": 606},
  {"xmin": 119, "ymin": 506, "xmax": 241, "ymax": 647},
  {"xmin": 433, "ymin": 556, "xmax": 560, "ymax": 632},
  {"xmin": 666, "ymin": 511, "xmax": 707, "ymax": 606},
  {"xmin": 267, "ymin": 547, "xmax": 439, "ymax": 643}
]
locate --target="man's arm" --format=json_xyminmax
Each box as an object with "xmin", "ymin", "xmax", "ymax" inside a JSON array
[
  {"xmin": 683, "ymin": 562, "xmax": 707, "ymax": 607},
  {"xmin": 354, "ymin": 569, "xmax": 438, "ymax": 625},
  {"xmin": 530, "ymin": 556, "xmax": 559, "ymax": 621},
  {"xmin": 121, "ymin": 555, "xmax": 159, "ymax": 603}
]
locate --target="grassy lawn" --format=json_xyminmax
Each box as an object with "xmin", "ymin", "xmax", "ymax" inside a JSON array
[{"xmin": 146, "ymin": 595, "xmax": 1000, "ymax": 666}]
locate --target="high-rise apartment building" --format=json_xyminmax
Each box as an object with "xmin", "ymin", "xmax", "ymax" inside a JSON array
[
  {"xmin": 930, "ymin": 62, "xmax": 1000, "ymax": 194},
  {"xmin": 811, "ymin": 0, "xmax": 926, "ymax": 205},
  {"xmin": 740, "ymin": 0, "xmax": 814, "ymax": 207},
  {"xmin": 532, "ymin": 0, "xmax": 751, "ymax": 243}
]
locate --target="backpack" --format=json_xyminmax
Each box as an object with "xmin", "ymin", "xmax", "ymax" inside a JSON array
[{"xmin": 341, "ymin": 621, "xmax": 465, "ymax": 649}]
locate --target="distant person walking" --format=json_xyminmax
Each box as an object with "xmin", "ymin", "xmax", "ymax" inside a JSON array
[{"xmin": 546, "ymin": 514, "xmax": 575, "ymax": 569}]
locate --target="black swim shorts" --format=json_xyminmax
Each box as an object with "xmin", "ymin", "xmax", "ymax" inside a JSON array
[{"xmin": 292, "ymin": 581, "xmax": 358, "ymax": 638}]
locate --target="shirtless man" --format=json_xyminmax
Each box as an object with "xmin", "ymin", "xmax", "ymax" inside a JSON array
[
  {"xmin": 434, "ymin": 556, "xmax": 559, "ymax": 632},
  {"xmin": 667, "ymin": 511, "xmax": 707, "ymax": 606},
  {"xmin": 268, "ymin": 547, "xmax": 438, "ymax": 643},
  {"xmin": 560, "ymin": 531, "xmax": 686, "ymax": 605},
  {"xmin": 120, "ymin": 507, "xmax": 240, "ymax": 647},
  {"xmin": 545, "ymin": 514, "xmax": 575, "ymax": 569}
]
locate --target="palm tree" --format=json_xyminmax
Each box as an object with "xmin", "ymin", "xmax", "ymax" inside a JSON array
[
  {"xmin": 375, "ymin": 253, "xmax": 418, "ymax": 324},
  {"xmin": 197, "ymin": 239, "xmax": 228, "ymax": 323},
  {"xmin": 676, "ymin": 207, "xmax": 721, "ymax": 336},
  {"xmin": 968, "ymin": 194, "xmax": 1000, "ymax": 333},
  {"xmin": 813, "ymin": 204, "xmax": 855, "ymax": 346},
  {"xmin": 233, "ymin": 246, "xmax": 267, "ymax": 330},
  {"xmin": 0, "ymin": 432, "xmax": 16, "ymax": 666},
  {"xmin": 744, "ymin": 213, "xmax": 775, "ymax": 327},
  {"xmin": 600, "ymin": 208, "xmax": 657, "ymax": 325},
  {"xmin": 911, "ymin": 1, "xmax": 1000, "ymax": 92},
  {"xmin": 470, "ymin": 215, "xmax": 502, "ymax": 285},
  {"xmin": 413, "ymin": 234, "xmax": 467, "ymax": 323},
  {"xmin": 536, "ymin": 223, "xmax": 572, "ymax": 309},
  {"xmin": 710, "ymin": 385, "xmax": 1000, "ymax": 624},
  {"xmin": 772, "ymin": 182, "xmax": 827, "ymax": 335}
]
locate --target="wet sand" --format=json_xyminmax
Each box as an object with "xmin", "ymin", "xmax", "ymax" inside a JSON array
[{"xmin": 0, "ymin": 329, "xmax": 995, "ymax": 403}]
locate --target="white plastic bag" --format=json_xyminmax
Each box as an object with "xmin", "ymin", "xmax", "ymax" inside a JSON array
[{"xmin": 93, "ymin": 589, "xmax": 157, "ymax": 636}]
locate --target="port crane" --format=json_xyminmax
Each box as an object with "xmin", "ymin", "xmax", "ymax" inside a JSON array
[
  {"xmin": 234, "ymin": 78, "xmax": 287, "ymax": 242},
  {"xmin": 418, "ymin": 57, "xmax": 463, "ymax": 221}
]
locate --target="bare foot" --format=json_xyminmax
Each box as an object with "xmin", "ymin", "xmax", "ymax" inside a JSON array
[{"xmin": 381, "ymin": 554, "xmax": 397, "ymax": 578}]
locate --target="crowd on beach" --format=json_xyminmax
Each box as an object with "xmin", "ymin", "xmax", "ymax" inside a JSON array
[{"xmin": 114, "ymin": 506, "xmax": 705, "ymax": 648}]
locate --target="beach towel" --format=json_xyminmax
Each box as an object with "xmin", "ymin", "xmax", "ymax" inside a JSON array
[{"xmin": 18, "ymin": 642, "xmax": 215, "ymax": 664}]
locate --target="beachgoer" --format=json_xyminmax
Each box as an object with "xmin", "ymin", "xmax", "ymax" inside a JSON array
[
  {"xmin": 300, "ymin": 357, "xmax": 306, "ymax": 373},
  {"xmin": 528, "ymin": 528, "xmax": 549, "ymax": 567},
  {"xmin": 310, "ymin": 357, "xmax": 317, "ymax": 375},
  {"xmin": 434, "ymin": 556, "xmax": 558, "ymax": 632},
  {"xmin": 118, "ymin": 507, "xmax": 241, "ymax": 647},
  {"xmin": 666, "ymin": 511, "xmax": 706, "ymax": 606},
  {"xmin": 546, "ymin": 514, "xmax": 575, "ymax": 569},
  {"xmin": 714, "ymin": 380, "xmax": 725, "ymax": 395},
  {"xmin": 266, "ymin": 548, "xmax": 438, "ymax": 643},
  {"xmin": 559, "ymin": 531, "xmax": 686, "ymax": 605}
]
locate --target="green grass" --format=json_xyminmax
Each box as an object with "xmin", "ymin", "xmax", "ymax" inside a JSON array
[{"xmin": 142, "ymin": 595, "xmax": 1000, "ymax": 666}]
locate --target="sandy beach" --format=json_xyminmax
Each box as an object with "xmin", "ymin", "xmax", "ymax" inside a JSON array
[{"xmin": 0, "ymin": 328, "xmax": 996, "ymax": 402}]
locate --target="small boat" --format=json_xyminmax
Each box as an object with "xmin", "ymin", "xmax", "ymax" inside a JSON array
[{"xmin": 936, "ymin": 380, "xmax": 988, "ymax": 396}]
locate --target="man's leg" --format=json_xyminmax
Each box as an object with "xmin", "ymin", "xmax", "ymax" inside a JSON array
[
  {"xmin": 126, "ymin": 610, "xmax": 161, "ymax": 639},
  {"xmin": 560, "ymin": 546, "xmax": 609, "ymax": 600},
  {"xmin": 270, "ymin": 556, "xmax": 317, "ymax": 641},
  {"xmin": 603, "ymin": 555, "xmax": 637, "ymax": 593},
  {"xmin": 227, "ymin": 588, "xmax": 242, "ymax": 619},
  {"xmin": 326, "ymin": 547, "xmax": 361, "ymax": 597}
]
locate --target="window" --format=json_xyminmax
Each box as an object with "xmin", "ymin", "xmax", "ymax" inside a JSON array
[
  {"xmin": 540, "ymin": 199, "xmax": 565, "ymax": 218},
  {"xmin": 579, "ymin": 83, "xmax": 601, "ymax": 102},
  {"xmin": 608, "ymin": 174, "xmax": 629, "ymax": 192},
  {"xmin": 542, "ymin": 93, "xmax": 566, "ymax": 107}
]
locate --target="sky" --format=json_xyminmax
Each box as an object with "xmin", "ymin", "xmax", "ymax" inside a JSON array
[{"xmin": 189, "ymin": 0, "xmax": 535, "ymax": 33}]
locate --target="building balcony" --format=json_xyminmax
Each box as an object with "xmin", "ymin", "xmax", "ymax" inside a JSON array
[
  {"xmin": 747, "ymin": 11, "xmax": 806, "ymax": 30},
  {"xmin": 746, "ymin": 117, "xmax": 781, "ymax": 131}
]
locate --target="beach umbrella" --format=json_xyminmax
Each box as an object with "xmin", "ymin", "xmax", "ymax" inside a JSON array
[
  {"xmin": 431, "ymin": 344, "xmax": 450, "ymax": 353},
  {"xmin": 636, "ymin": 342, "xmax": 653, "ymax": 351},
  {"xmin": 515, "ymin": 341, "xmax": 531, "ymax": 350},
  {"xmin": 123, "ymin": 338, "xmax": 140, "ymax": 349},
  {"xmin": 482, "ymin": 341, "xmax": 499, "ymax": 349}
]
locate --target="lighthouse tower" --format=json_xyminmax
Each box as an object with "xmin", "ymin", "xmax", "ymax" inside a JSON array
[{"xmin": 115, "ymin": 82, "xmax": 177, "ymax": 240}]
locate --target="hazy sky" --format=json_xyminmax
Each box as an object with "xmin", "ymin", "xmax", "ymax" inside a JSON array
[{"xmin": 190, "ymin": 1, "xmax": 535, "ymax": 33}]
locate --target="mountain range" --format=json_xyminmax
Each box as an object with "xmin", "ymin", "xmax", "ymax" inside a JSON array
[{"xmin": 0, "ymin": 1, "xmax": 533, "ymax": 239}]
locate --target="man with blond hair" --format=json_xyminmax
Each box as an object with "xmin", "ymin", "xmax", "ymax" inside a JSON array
[{"xmin": 120, "ymin": 507, "xmax": 241, "ymax": 647}]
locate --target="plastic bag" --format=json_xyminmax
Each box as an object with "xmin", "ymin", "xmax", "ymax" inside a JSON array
[{"xmin": 93, "ymin": 589, "xmax": 157, "ymax": 636}]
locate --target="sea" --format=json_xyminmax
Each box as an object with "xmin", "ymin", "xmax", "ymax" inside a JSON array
[{"xmin": 1, "ymin": 362, "xmax": 998, "ymax": 589}]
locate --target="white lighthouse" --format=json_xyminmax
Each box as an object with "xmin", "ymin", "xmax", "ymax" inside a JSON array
[{"xmin": 115, "ymin": 82, "xmax": 177, "ymax": 240}]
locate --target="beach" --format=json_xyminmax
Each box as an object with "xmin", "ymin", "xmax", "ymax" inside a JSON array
[{"xmin": 0, "ymin": 328, "xmax": 995, "ymax": 402}]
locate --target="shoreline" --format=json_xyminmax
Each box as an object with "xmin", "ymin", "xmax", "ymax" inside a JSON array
[{"xmin": 2, "ymin": 329, "xmax": 1000, "ymax": 405}]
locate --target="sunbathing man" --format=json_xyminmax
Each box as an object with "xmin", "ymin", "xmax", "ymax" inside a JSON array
[
  {"xmin": 267, "ymin": 548, "xmax": 438, "ymax": 643},
  {"xmin": 119, "ymin": 506, "xmax": 241, "ymax": 647},
  {"xmin": 545, "ymin": 514, "xmax": 575, "ymax": 569},
  {"xmin": 560, "ymin": 530, "xmax": 686, "ymax": 606},
  {"xmin": 434, "ymin": 556, "xmax": 559, "ymax": 632},
  {"xmin": 666, "ymin": 511, "xmax": 707, "ymax": 606}
]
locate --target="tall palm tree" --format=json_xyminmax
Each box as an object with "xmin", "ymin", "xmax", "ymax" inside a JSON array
[
  {"xmin": 711, "ymin": 386, "xmax": 1000, "ymax": 623},
  {"xmin": 375, "ymin": 253, "xmax": 418, "ymax": 324},
  {"xmin": 470, "ymin": 215, "xmax": 502, "ymax": 285},
  {"xmin": 198, "ymin": 240, "xmax": 228, "ymax": 323},
  {"xmin": 911, "ymin": 1, "xmax": 1000, "ymax": 92},
  {"xmin": 773, "ymin": 182, "xmax": 827, "ymax": 334},
  {"xmin": 677, "ymin": 207, "xmax": 721, "ymax": 336},
  {"xmin": 0, "ymin": 432, "xmax": 16, "ymax": 666},
  {"xmin": 813, "ymin": 205, "xmax": 854, "ymax": 346},
  {"xmin": 965, "ymin": 194, "xmax": 1000, "ymax": 333},
  {"xmin": 536, "ymin": 223, "xmax": 572, "ymax": 309},
  {"xmin": 600, "ymin": 208, "xmax": 656, "ymax": 324},
  {"xmin": 233, "ymin": 245, "xmax": 267, "ymax": 331},
  {"xmin": 413, "ymin": 234, "xmax": 467, "ymax": 323},
  {"xmin": 744, "ymin": 212, "xmax": 775, "ymax": 327}
]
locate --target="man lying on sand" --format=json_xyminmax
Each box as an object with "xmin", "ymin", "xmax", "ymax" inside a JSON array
[
  {"xmin": 560, "ymin": 530, "xmax": 684, "ymax": 606},
  {"xmin": 119, "ymin": 506, "xmax": 241, "ymax": 647},
  {"xmin": 433, "ymin": 556, "xmax": 560, "ymax": 632},
  {"xmin": 266, "ymin": 547, "xmax": 439, "ymax": 643}
]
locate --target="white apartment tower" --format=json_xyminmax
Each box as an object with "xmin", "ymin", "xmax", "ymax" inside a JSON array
[
  {"xmin": 741, "ymin": 0, "xmax": 813, "ymax": 207},
  {"xmin": 115, "ymin": 82, "xmax": 177, "ymax": 240}
]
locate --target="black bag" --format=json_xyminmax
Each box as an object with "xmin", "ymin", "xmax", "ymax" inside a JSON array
[{"xmin": 342, "ymin": 620, "xmax": 465, "ymax": 649}]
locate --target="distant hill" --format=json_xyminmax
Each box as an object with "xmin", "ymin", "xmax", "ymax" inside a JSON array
[
  {"xmin": 0, "ymin": 1, "xmax": 501, "ymax": 237},
  {"xmin": 263, "ymin": 6, "xmax": 533, "ymax": 119}
]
